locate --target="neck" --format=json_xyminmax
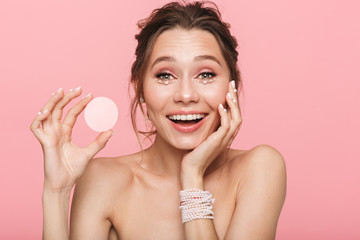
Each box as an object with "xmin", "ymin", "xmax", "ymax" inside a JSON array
[
  {"xmin": 141, "ymin": 135, "xmax": 228, "ymax": 178},
  {"xmin": 141, "ymin": 135, "xmax": 190, "ymax": 177}
]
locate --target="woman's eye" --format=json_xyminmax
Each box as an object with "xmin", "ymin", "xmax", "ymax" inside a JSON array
[
  {"xmin": 155, "ymin": 72, "xmax": 175, "ymax": 85},
  {"xmin": 197, "ymin": 72, "xmax": 216, "ymax": 85},
  {"xmin": 156, "ymin": 73, "xmax": 174, "ymax": 80},
  {"xmin": 198, "ymin": 72, "xmax": 216, "ymax": 79}
]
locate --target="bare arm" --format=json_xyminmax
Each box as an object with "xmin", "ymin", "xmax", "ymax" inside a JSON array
[
  {"xmin": 180, "ymin": 173, "xmax": 219, "ymax": 239},
  {"xmin": 180, "ymin": 82, "xmax": 286, "ymax": 239},
  {"xmin": 180, "ymin": 81, "xmax": 241, "ymax": 239},
  {"xmin": 69, "ymin": 158, "xmax": 116, "ymax": 240},
  {"xmin": 30, "ymin": 87, "xmax": 113, "ymax": 240},
  {"xmin": 42, "ymin": 186, "xmax": 72, "ymax": 240},
  {"xmin": 224, "ymin": 145, "xmax": 287, "ymax": 240}
]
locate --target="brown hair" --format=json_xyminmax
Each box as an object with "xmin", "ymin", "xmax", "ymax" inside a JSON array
[{"xmin": 130, "ymin": 1, "xmax": 241, "ymax": 139}]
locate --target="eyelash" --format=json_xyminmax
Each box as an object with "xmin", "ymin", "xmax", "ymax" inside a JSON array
[
  {"xmin": 156, "ymin": 72, "xmax": 174, "ymax": 80},
  {"xmin": 154, "ymin": 72, "xmax": 216, "ymax": 85},
  {"xmin": 155, "ymin": 72, "xmax": 176, "ymax": 85},
  {"xmin": 198, "ymin": 72, "xmax": 216, "ymax": 80}
]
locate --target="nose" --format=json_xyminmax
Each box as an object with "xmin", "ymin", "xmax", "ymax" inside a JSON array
[{"xmin": 173, "ymin": 78, "xmax": 200, "ymax": 104}]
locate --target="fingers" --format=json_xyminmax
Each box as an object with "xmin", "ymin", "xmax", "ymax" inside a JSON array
[
  {"xmin": 30, "ymin": 88, "xmax": 64, "ymax": 140},
  {"xmin": 226, "ymin": 80, "xmax": 242, "ymax": 122},
  {"xmin": 30, "ymin": 109, "xmax": 50, "ymax": 141},
  {"xmin": 63, "ymin": 93, "xmax": 93, "ymax": 130},
  {"xmin": 52, "ymin": 87, "xmax": 82, "ymax": 121},
  {"xmin": 30, "ymin": 87, "xmax": 91, "ymax": 142},
  {"xmin": 40, "ymin": 88, "xmax": 65, "ymax": 124},
  {"xmin": 216, "ymin": 103, "xmax": 230, "ymax": 138},
  {"xmin": 85, "ymin": 130, "xmax": 114, "ymax": 159},
  {"xmin": 221, "ymin": 80, "xmax": 242, "ymax": 146},
  {"xmin": 40, "ymin": 88, "xmax": 64, "ymax": 114}
]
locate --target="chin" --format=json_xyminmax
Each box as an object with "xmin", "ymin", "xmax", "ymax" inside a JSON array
[{"xmin": 169, "ymin": 136, "xmax": 205, "ymax": 151}]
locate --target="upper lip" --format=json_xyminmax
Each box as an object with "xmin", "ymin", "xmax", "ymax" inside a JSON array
[{"xmin": 166, "ymin": 111, "xmax": 208, "ymax": 116}]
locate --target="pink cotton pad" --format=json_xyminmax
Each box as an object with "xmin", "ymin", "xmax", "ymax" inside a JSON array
[{"xmin": 84, "ymin": 97, "xmax": 118, "ymax": 132}]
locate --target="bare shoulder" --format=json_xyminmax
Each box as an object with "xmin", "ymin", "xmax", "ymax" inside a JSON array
[
  {"xmin": 227, "ymin": 144, "xmax": 286, "ymax": 177},
  {"xmin": 75, "ymin": 152, "xmax": 141, "ymax": 194},
  {"xmin": 225, "ymin": 144, "xmax": 287, "ymax": 200},
  {"xmin": 222, "ymin": 145, "xmax": 286, "ymax": 239},
  {"xmin": 70, "ymin": 152, "xmax": 142, "ymax": 236},
  {"xmin": 72, "ymin": 152, "xmax": 142, "ymax": 216},
  {"xmin": 70, "ymin": 153, "xmax": 141, "ymax": 238}
]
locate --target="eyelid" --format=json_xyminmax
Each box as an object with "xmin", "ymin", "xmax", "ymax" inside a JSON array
[
  {"xmin": 196, "ymin": 71, "xmax": 216, "ymax": 85},
  {"xmin": 154, "ymin": 72, "xmax": 176, "ymax": 85},
  {"xmin": 197, "ymin": 71, "xmax": 216, "ymax": 79},
  {"xmin": 154, "ymin": 71, "xmax": 217, "ymax": 85}
]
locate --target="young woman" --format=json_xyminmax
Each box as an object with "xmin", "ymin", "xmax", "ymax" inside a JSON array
[{"xmin": 30, "ymin": 2, "xmax": 286, "ymax": 239}]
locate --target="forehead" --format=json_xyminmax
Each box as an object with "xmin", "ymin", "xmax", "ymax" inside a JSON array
[{"xmin": 149, "ymin": 28, "xmax": 226, "ymax": 64}]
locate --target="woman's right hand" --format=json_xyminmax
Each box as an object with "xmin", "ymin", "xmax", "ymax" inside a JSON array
[{"xmin": 30, "ymin": 87, "xmax": 113, "ymax": 193}]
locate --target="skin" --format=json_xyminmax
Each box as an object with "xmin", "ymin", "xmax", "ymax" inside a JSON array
[{"xmin": 31, "ymin": 28, "xmax": 286, "ymax": 240}]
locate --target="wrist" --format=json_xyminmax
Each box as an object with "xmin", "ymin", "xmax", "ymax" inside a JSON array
[
  {"xmin": 43, "ymin": 180, "xmax": 73, "ymax": 197},
  {"xmin": 181, "ymin": 171, "xmax": 204, "ymax": 189}
]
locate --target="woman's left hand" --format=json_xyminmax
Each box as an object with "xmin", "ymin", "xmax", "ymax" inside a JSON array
[{"xmin": 181, "ymin": 80, "xmax": 242, "ymax": 184}]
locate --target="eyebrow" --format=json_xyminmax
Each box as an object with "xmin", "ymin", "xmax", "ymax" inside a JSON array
[
  {"xmin": 151, "ymin": 56, "xmax": 176, "ymax": 69},
  {"xmin": 194, "ymin": 55, "xmax": 222, "ymax": 67},
  {"xmin": 151, "ymin": 55, "xmax": 222, "ymax": 69}
]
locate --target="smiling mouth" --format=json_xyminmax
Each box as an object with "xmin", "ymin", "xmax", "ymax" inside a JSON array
[{"xmin": 167, "ymin": 113, "xmax": 207, "ymax": 124}]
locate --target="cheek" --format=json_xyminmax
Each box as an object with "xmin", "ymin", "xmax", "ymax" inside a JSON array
[
  {"xmin": 203, "ymin": 85, "xmax": 228, "ymax": 107},
  {"xmin": 143, "ymin": 85, "xmax": 170, "ymax": 115}
]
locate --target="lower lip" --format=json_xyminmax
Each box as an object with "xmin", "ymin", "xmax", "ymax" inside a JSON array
[{"xmin": 168, "ymin": 115, "xmax": 207, "ymax": 133}]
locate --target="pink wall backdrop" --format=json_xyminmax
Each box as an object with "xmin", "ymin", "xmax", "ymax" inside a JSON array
[{"xmin": 1, "ymin": 0, "xmax": 359, "ymax": 239}]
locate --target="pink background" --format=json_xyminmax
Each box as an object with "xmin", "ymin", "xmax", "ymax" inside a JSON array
[{"xmin": 1, "ymin": 0, "xmax": 359, "ymax": 239}]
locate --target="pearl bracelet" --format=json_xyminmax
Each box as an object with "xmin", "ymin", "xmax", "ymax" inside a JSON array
[{"xmin": 179, "ymin": 188, "xmax": 215, "ymax": 223}]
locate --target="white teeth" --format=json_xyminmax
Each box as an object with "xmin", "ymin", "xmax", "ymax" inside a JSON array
[{"xmin": 168, "ymin": 114, "xmax": 205, "ymax": 121}]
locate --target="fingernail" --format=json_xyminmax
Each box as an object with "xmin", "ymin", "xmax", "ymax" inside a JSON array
[
  {"xmin": 74, "ymin": 86, "xmax": 81, "ymax": 91},
  {"xmin": 43, "ymin": 109, "xmax": 49, "ymax": 113},
  {"xmin": 227, "ymin": 92, "xmax": 233, "ymax": 99},
  {"xmin": 37, "ymin": 111, "xmax": 42, "ymax": 115},
  {"xmin": 220, "ymin": 104, "xmax": 227, "ymax": 112},
  {"xmin": 82, "ymin": 93, "xmax": 92, "ymax": 99},
  {"xmin": 233, "ymin": 89, "xmax": 237, "ymax": 93},
  {"xmin": 69, "ymin": 88, "xmax": 73, "ymax": 92},
  {"xmin": 231, "ymin": 80, "xmax": 235, "ymax": 88},
  {"xmin": 51, "ymin": 92, "xmax": 55, "ymax": 96},
  {"xmin": 57, "ymin": 88, "xmax": 63, "ymax": 92}
]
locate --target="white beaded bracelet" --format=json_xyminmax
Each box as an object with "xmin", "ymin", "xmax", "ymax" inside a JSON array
[{"xmin": 179, "ymin": 189, "xmax": 215, "ymax": 223}]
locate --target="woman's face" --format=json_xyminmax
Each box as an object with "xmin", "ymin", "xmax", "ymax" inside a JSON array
[{"xmin": 143, "ymin": 28, "xmax": 230, "ymax": 150}]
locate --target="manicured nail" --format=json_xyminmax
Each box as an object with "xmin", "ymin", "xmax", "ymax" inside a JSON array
[
  {"xmin": 43, "ymin": 109, "xmax": 49, "ymax": 113},
  {"xmin": 231, "ymin": 80, "xmax": 235, "ymax": 88},
  {"xmin": 51, "ymin": 92, "xmax": 55, "ymax": 96},
  {"xmin": 227, "ymin": 92, "xmax": 233, "ymax": 99},
  {"xmin": 220, "ymin": 104, "xmax": 227, "ymax": 112},
  {"xmin": 74, "ymin": 86, "xmax": 81, "ymax": 91},
  {"xmin": 86, "ymin": 93, "xmax": 92, "ymax": 98},
  {"xmin": 69, "ymin": 88, "xmax": 73, "ymax": 92},
  {"xmin": 37, "ymin": 111, "xmax": 42, "ymax": 115},
  {"xmin": 82, "ymin": 93, "xmax": 92, "ymax": 99},
  {"xmin": 233, "ymin": 89, "xmax": 237, "ymax": 93},
  {"xmin": 57, "ymin": 88, "xmax": 63, "ymax": 92}
]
